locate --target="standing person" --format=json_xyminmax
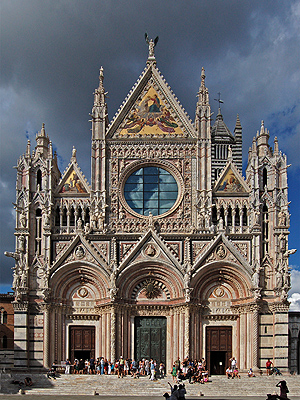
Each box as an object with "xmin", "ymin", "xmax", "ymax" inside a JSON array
[
  {"xmin": 145, "ymin": 358, "xmax": 150, "ymax": 376},
  {"xmin": 178, "ymin": 384, "xmax": 186, "ymax": 400},
  {"xmin": 89, "ymin": 357, "xmax": 95, "ymax": 374},
  {"xmin": 65, "ymin": 359, "xmax": 71, "ymax": 374},
  {"xmin": 266, "ymin": 359, "xmax": 273, "ymax": 375},
  {"xmin": 230, "ymin": 357, "xmax": 237, "ymax": 370},
  {"xmin": 171, "ymin": 364, "xmax": 177, "ymax": 382},
  {"xmin": 131, "ymin": 359, "xmax": 138, "ymax": 378},
  {"xmin": 159, "ymin": 362, "xmax": 165, "ymax": 378},
  {"xmin": 276, "ymin": 380, "xmax": 289, "ymax": 399},
  {"xmin": 118, "ymin": 356, "xmax": 125, "ymax": 378},
  {"xmin": 150, "ymin": 359, "xmax": 156, "ymax": 381},
  {"xmin": 168, "ymin": 382, "xmax": 179, "ymax": 400},
  {"xmin": 175, "ymin": 357, "xmax": 181, "ymax": 374},
  {"xmin": 100, "ymin": 357, "xmax": 105, "ymax": 375}
]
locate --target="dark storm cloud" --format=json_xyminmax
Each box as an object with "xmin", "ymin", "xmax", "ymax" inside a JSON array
[{"xmin": 1, "ymin": 0, "xmax": 300, "ymax": 288}]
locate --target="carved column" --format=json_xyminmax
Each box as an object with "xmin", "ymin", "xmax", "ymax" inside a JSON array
[
  {"xmin": 184, "ymin": 306, "xmax": 190, "ymax": 358},
  {"xmin": 252, "ymin": 304, "xmax": 260, "ymax": 371}
]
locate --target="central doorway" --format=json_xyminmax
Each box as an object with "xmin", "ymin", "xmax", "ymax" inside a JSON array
[
  {"xmin": 206, "ymin": 326, "xmax": 232, "ymax": 375},
  {"xmin": 134, "ymin": 317, "xmax": 166, "ymax": 365},
  {"xmin": 69, "ymin": 326, "xmax": 95, "ymax": 362}
]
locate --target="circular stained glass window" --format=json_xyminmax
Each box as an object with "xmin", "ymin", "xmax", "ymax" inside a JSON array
[{"xmin": 124, "ymin": 166, "xmax": 178, "ymax": 216}]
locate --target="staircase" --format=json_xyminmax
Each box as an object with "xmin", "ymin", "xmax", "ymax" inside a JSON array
[{"xmin": 1, "ymin": 373, "xmax": 300, "ymax": 397}]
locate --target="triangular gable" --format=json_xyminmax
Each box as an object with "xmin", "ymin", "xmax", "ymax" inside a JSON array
[
  {"xmin": 193, "ymin": 234, "xmax": 251, "ymax": 274},
  {"xmin": 119, "ymin": 228, "xmax": 183, "ymax": 272},
  {"xmin": 51, "ymin": 235, "xmax": 109, "ymax": 273},
  {"xmin": 107, "ymin": 64, "xmax": 195, "ymax": 139},
  {"xmin": 55, "ymin": 161, "xmax": 90, "ymax": 195},
  {"xmin": 214, "ymin": 161, "xmax": 249, "ymax": 194}
]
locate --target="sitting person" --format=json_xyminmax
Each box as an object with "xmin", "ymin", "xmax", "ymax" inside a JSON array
[
  {"xmin": 226, "ymin": 367, "xmax": 233, "ymax": 379},
  {"xmin": 233, "ymin": 367, "xmax": 241, "ymax": 379},
  {"xmin": 24, "ymin": 377, "xmax": 33, "ymax": 386},
  {"xmin": 248, "ymin": 368, "xmax": 255, "ymax": 377},
  {"xmin": 47, "ymin": 366, "xmax": 56, "ymax": 379}
]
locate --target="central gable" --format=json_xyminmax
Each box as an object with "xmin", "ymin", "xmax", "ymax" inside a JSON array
[
  {"xmin": 119, "ymin": 86, "xmax": 183, "ymax": 137},
  {"xmin": 107, "ymin": 65, "xmax": 196, "ymax": 139}
]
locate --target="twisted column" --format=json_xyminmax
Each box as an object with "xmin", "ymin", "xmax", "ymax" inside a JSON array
[
  {"xmin": 111, "ymin": 308, "xmax": 116, "ymax": 361},
  {"xmin": 184, "ymin": 306, "xmax": 190, "ymax": 358},
  {"xmin": 252, "ymin": 305, "xmax": 260, "ymax": 370}
]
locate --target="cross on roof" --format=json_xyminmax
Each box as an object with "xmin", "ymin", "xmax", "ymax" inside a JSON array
[{"xmin": 214, "ymin": 92, "xmax": 224, "ymax": 108}]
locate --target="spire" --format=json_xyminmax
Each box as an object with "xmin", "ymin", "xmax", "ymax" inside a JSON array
[
  {"xmin": 26, "ymin": 140, "xmax": 31, "ymax": 158},
  {"xmin": 234, "ymin": 114, "xmax": 242, "ymax": 143},
  {"xmin": 196, "ymin": 67, "xmax": 210, "ymax": 106},
  {"xmin": 35, "ymin": 123, "xmax": 49, "ymax": 158},
  {"xmin": 235, "ymin": 114, "xmax": 242, "ymax": 130},
  {"xmin": 93, "ymin": 66, "xmax": 106, "ymax": 107},
  {"xmin": 257, "ymin": 120, "xmax": 270, "ymax": 156},
  {"xmin": 274, "ymin": 136, "xmax": 279, "ymax": 156}
]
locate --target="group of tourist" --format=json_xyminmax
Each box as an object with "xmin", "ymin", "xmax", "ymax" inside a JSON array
[
  {"xmin": 68, "ymin": 357, "xmax": 165, "ymax": 380},
  {"xmin": 170, "ymin": 357, "xmax": 209, "ymax": 384},
  {"xmin": 225, "ymin": 357, "xmax": 241, "ymax": 379}
]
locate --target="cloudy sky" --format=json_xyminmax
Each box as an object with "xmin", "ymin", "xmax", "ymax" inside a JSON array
[{"xmin": 1, "ymin": 0, "xmax": 299, "ymax": 306}]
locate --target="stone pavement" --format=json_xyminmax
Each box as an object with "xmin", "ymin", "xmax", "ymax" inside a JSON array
[{"xmin": 0, "ymin": 373, "xmax": 299, "ymax": 399}]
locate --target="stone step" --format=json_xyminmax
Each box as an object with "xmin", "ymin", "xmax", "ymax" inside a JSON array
[{"xmin": 1, "ymin": 373, "xmax": 300, "ymax": 397}]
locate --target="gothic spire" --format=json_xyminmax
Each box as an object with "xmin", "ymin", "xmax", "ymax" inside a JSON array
[
  {"xmin": 93, "ymin": 66, "xmax": 106, "ymax": 107},
  {"xmin": 196, "ymin": 67, "xmax": 209, "ymax": 106}
]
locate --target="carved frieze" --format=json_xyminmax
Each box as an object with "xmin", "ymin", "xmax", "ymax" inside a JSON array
[{"xmin": 193, "ymin": 242, "xmax": 207, "ymax": 260}]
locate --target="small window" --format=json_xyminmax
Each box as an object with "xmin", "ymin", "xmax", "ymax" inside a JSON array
[
  {"xmin": 70, "ymin": 207, "xmax": 75, "ymax": 226},
  {"xmin": 235, "ymin": 207, "xmax": 240, "ymax": 226},
  {"xmin": 227, "ymin": 206, "xmax": 232, "ymax": 226},
  {"xmin": 37, "ymin": 169, "xmax": 42, "ymax": 189},
  {"xmin": 55, "ymin": 206, "xmax": 60, "ymax": 226},
  {"xmin": 242, "ymin": 206, "xmax": 248, "ymax": 226},
  {"xmin": 62, "ymin": 208, "xmax": 67, "ymax": 226},
  {"xmin": 263, "ymin": 168, "xmax": 267, "ymax": 188},
  {"xmin": 2, "ymin": 335, "xmax": 8, "ymax": 349},
  {"xmin": 3, "ymin": 311, "xmax": 7, "ymax": 324},
  {"xmin": 212, "ymin": 206, "xmax": 217, "ymax": 225}
]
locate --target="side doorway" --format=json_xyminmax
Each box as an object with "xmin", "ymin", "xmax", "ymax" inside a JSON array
[
  {"xmin": 69, "ymin": 326, "xmax": 95, "ymax": 362},
  {"xmin": 206, "ymin": 326, "xmax": 232, "ymax": 375}
]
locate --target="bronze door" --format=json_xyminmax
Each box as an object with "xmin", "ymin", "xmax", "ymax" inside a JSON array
[
  {"xmin": 69, "ymin": 326, "xmax": 95, "ymax": 362},
  {"xmin": 135, "ymin": 317, "xmax": 166, "ymax": 365},
  {"xmin": 206, "ymin": 326, "xmax": 232, "ymax": 375}
]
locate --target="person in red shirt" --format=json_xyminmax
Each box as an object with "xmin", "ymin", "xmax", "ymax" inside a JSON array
[{"xmin": 266, "ymin": 359, "xmax": 273, "ymax": 375}]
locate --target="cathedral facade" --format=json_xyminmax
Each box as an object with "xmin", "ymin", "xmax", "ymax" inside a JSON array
[{"xmin": 6, "ymin": 42, "xmax": 293, "ymax": 373}]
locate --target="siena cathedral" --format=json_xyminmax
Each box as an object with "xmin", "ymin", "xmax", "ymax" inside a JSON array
[{"xmin": 6, "ymin": 40, "xmax": 294, "ymax": 374}]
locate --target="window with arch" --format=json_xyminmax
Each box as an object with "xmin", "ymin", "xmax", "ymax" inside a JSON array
[
  {"xmin": 262, "ymin": 203, "xmax": 269, "ymax": 256},
  {"xmin": 227, "ymin": 206, "xmax": 232, "ymax": 226},
  {"xmin": 55, "ymin": 206, "xmax": 60, "ymax": 226},
  {"xmin": 235, "ymin": 207, "xmax": 240, "ymax": 226},
  {"xmin": 220, "ymin": 206, "xmax": 225, "ymax": 223},
  {"xmin": 35, "ymin": 208, "xmax": 42, "ymax": 255},
  {"xmin": 37, "ymin": 169, "xmax": 42, "ymax": 189},
  {"xmin": 212, "ymin": 205, "xmax": 217, "ymax": 225},
  {"xmin": 242, "ymin": 206, "xmax": 248, "ymax": 226},
  {"xmin": 70, "ymin": 207, "xmax": 75, "ymax": 226},
  {"xmin": 62, "ymin": 207, "xmax": 67, "ymax": 226},
  {"xmin": 3, "ymin": 311, "xmax": 7, "ymax": 324},
  {"xmin": 85, "ymin": 207, "xmax": 90, "ymax": 224},
  {"xmin": 2, "ymin": 335, "xmax": 8, "ymax": 349},
  {"xmin": 263, "ymin": 167, "xmax": 268, "ymax": 188}
]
